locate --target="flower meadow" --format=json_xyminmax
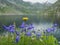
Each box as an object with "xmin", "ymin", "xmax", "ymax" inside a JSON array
[{"xmin": 0, "ymin": 17, "xmax": 59, "ymax": 45}]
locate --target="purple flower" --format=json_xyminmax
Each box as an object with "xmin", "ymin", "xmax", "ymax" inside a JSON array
[
  {"xmin": 46, "ymin": 28, "xmax": 51, "ymax": 33},
  {"xmin": 27, "ymin": 24, "xmax": 34, "ymax": 30},
  {"xmin": 10, "ymin": 25, "xmax": 15, "ymax": 29},
  {"xmin": 31, "ymin": 24, "xmax": 34, "ymax": 28},
  {"xmin": 51, "ymin": 27, "xmax": 55, "ymax": 31},
  {"xmin": 15, "ymin": 31, "xmax": 20, "ymax": 35},
  {"xmin": 53, "ymin": 23, "xmax": 58, "ymax": 27},
  {"xmin": 16, "ymin": 36, "xmax": 20, "ymax": 43},
  {"xmin": 3, "ymin": 25, "xmax": 15, "ymax": 33},
  {"xmin": 20, "ymin": 22, "xmax": 25, "ymax": 28},
  {"xmin": 23, "ymin": 29, "xmax": 26, "ymax": 32},
  {"xmin": 26, "ymin": 32, "xmax": 31, "ymax": 36},
  {"xmin": 9, "ymin": 28, "xmax": 15, "ymax": 33},
  {"xmin": 3, "ymin": 25, "xmax": 10, "ymax": 30}
]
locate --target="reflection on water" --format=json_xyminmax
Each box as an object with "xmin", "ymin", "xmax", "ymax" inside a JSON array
[
  {"xmin": 0, "ymin": 15, "xmax": 53, "ymax": 25},
  {"xmin": 34, "ymin": 23, "xmax": 53, "ymax": 31}
]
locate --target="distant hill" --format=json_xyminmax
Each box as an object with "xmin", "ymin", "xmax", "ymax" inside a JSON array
[{"xmin": 0, "ymin": 0, "xmax": 52, "ymax": 15}]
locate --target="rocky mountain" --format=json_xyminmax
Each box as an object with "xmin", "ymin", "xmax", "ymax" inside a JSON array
[{"xmin": 0, "ymin": 0, "xmax": 52, "ymax": 15}]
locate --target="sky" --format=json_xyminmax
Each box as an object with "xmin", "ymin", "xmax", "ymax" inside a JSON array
[{"xmin": 23, "ymin": 0, "xmax": 57, "ymax": 3}]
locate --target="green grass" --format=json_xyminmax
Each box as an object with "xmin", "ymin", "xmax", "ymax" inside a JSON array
[{"xmin": 0, "ymin": 34, "xmax": 58, "ymax": 45}]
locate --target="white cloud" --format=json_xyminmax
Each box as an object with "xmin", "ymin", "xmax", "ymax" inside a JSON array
[
  {"xmin": 23, "ymin": 0, "xmax": 57, "ymax": 3},
  {"xmin": 48, "ymin": 0, "xmax": 57, "ymax": 3}
]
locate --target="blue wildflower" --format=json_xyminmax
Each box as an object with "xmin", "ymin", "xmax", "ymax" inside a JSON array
[
  {"xmin": 20, "ymin": 22, "xmax": 25, "ymax": 28},
  {"xmin": 9, "ymin": 25, "xmax": 15, "ymax": 30},
  {"xmin": 23, "ymin": 29, "xmax": 26, "ymax": 32},
  {"xmin": 30, "ymin": 24, "xmax": 34, "ymax": 28},
  {"xmin": 27, "ymin": 24, "xmax": 34, "ymax": 30},
  {"xmin": 15, "ymin": 31, "xmax": 20, "ymax": 35},
  {"xmin": 3, "ymin": 25, "xmax": 10, "ymax": 30},
  {"xmin": 9, "ymin": 25, "xmax": 12, "ymax": 29},
  {"xmin": 9, "ymin": 25, "xmax": 15, "ymax": 33},
  {"xmin": 53, "ymin": 23, "xmax": 58, "ymax": 27},
  {"xmin": 26, "ymin": 32, "xmax": 31, "ymax": 36},
  {"xmin": 46, "ymin": 28, "xmax": 51, "ymax": 33},
  {"xmin": 51, "ymin": 27, "xmax": 55, "ymax": 32},
  {"xmin": 9, "ymin": 28, "xmax": 15, "ymax": 33},
  {"xmin": 3, "ymin": 25, "xmax": 15, "ymax": 33},
  {"xmin": 16, "ymin": 36, "xmax": 20, "ymax": 43}
]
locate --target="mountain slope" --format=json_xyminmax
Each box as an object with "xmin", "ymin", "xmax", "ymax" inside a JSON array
[{"xmin": 0, "ymin": 0, "xmax": 52, "ymax": 15}]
